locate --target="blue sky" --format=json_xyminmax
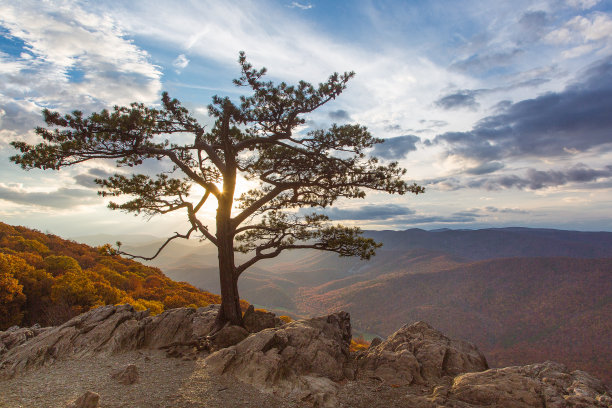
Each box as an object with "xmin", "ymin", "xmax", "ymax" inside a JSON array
[{"xmin": 1, "ymin": 0, "xmax": 612, "ymax": 238}]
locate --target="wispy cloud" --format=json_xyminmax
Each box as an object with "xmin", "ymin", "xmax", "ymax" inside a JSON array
[
  {"xmin": 289, "ymin": 2, "xmax": 313, "ymax": 10},
  {"xmin": 172, "ymin": 54, "xmax": 190, "ymax": 73}
]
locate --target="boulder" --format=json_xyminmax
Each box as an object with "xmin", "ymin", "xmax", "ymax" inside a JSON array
[
  {"xmin": 368, "ymin": 337, "xmax": 383, "ymax": 349},
  {"xmin": 204, "ymin": 311, "xmax": 352, "ymax": 407},
  {"xmin": 110, "ymin": 364, "xmax": 139, "ymax": 385},
  {"xmin": 0, "ymin": 304, "xmax": 219, "ymax": 378},
  {"xmin": 445, "ymin": 361, "xmax": 612, "ymax": 408},
  {"xmin": 66, "ymin": 391, "xmax": 99, "ymax": 408},
  {"xmin": 357, "ymin": 321, "xmax": 488, "ymax": 386},
  {"xmin": 208, "ymin": 325, "xmax": 249, "ymax": 350},
  {"xmin": 242, "ymin": 305, "xmax": 282, "ymax": 333}
]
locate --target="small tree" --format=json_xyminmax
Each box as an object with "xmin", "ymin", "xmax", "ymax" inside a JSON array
[{"xmin": 11, "ymin": 53, "xmax": 424, "ymax": 328}]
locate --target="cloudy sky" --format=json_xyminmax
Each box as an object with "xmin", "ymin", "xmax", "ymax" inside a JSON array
[{"xmin": 1, "ymin": 0, "xmax": 612, "ymax": 239}]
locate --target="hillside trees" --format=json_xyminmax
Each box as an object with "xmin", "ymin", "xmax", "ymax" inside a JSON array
[{"xmin": 11, "ymin": 52, "xmax": 423, "ymax": 328}]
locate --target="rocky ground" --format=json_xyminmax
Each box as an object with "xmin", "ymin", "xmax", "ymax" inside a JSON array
[{"xmin": 1, "ymin": 304, "xmax": 610, "ymax": 408}]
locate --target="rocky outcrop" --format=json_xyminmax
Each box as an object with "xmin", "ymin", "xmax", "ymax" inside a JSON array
[
  {"xmin": 1, "ymin": 305, "xmax": 610, "ymax": 408},
  {"xmin": 437, "ymin": 361, "xmax": 612, "ymax": 408},
  {"xmin": 357, "ymin": 321, "xmax": 488, "ymax": 386},
  {"xmin": 208, "ymin": 324, "xmax": 249, "ymax": 350},
  {"xmin": 0, "ymin": 324, "xmax": 51, "ymax": 355},
  {"xmin": 0, "ymin": 304, "xmax": 219, "ymax": 378},
  {"xmin": 204, "ymin": 311, "xmax": 352, "ymax": 407},
  {"xmin": 242, "ymin": 305, "xmax": 283, "ymax": 333}
]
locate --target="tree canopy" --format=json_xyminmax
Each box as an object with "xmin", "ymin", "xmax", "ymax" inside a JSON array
[{"xmin": 11, "ymin": 52, "xmax": 424, "ymax": 327}]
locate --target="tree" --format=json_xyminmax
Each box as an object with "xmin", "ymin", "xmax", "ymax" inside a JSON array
[{"xmin": 11, "ymin": 52, "xmax": 424, "ymax": 328}]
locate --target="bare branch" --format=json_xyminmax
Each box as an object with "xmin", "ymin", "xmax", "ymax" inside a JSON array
[{"xmin": 117, "ymin": 227, "xmax": 197, "ymax": 261}]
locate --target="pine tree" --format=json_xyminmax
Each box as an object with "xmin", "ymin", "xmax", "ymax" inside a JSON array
[{"xmin": 11, "ymin": 52, "xmax": 423, "ymax": 328}]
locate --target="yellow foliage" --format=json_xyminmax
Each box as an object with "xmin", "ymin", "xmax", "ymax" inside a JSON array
[
  {"xmin": 349, "ymin": 335, "xmax": 371, "ymax": 352},
  {"xmin": 279, "ymin": 315, "xmax": 293, "ymax": 323},
  {"xmin": 0, "ymin": 253, "xmax": 26, "ymax": 329}
]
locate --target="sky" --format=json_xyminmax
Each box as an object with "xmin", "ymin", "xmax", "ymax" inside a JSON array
[{"xmin": 1, "ymin": 0, "xmax": 612, "ymax": 239}]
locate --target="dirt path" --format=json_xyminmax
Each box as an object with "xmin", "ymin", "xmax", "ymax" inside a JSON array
[{"xmin": 0, "ymin": 350, "xmax": 301, "ymax": 408}]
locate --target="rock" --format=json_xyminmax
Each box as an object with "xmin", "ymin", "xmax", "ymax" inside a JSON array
[
  {"xmin": 110, "ymin": 364, "xmax": 139, "ymax": 385},
  {"xmin": 242, "ymin": 305, "xmax": 282, "ymax": 333},
  {"xmin": 0, "ymin": 324, "xmax": 50, "ymax": 356},
  {"xmin": 208, "ymin": 325, "xmax": 249, "ymax": 350},
  {"xmin": 369, "ymin": 337, "xmax": 383, "ymax": 348},
  {"xmin": 204, "ymin": 311, "xmax": 352, "ymax": 407},
  {"xmin": 445, "ymin": 361, "xmax": 612, "ymax": 408},
  {"xmin": 66, "ymin": 391, "xmax": 99, "ymax": 408},
  {"xmin": 0, "ymin": 304, "xmax": 220, "ymax": 378},
  {"xmin": 357, "ymin": 321, "xmax": 488, "ymax": 386},
  {"xmin": 165, "ymin": 344, "xmax": 197, "ymax": 360}
]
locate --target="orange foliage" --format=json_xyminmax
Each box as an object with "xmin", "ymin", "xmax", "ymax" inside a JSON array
[
  {"xmin": 279, "ymin": 315, "xmax": 293, "ymax": 324},
  {"xmin": 349, "ymin": 335, "xmax": 370, "ymax": 352},
  {"xmin": 0, "ymin": 221, "xmax": 227, "ymax": 327}
]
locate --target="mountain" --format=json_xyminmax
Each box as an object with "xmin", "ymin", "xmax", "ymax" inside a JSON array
[
  {"xmin": 365, "ymin": 227, "xmax": 612, "ymax": 259},
  {"xmin": 57, "ymin": 227, "xmax": 612, "ymax": 385},
  {"xmin": 296, "ymin": 256, "xmax": 612, "ymax": 384}
]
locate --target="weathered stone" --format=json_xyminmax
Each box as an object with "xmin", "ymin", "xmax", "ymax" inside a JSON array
[
  {"xmin": 242, "ymin": 305, "xmax": 282, "ymax": 333},
  {"xmin": 357, "ymin": 321, "xmax": 488, "ymax": 386},
  {"xmin": 204, "ymin": 311, "xmax": 352, "ymax": 407},
  {"xmin": 66, "ymin": 391, "xmax": 99, "ymax": 408},
  {"xmin": 110, "ymin": 363, "xmax": 139, "ymax": 385},
  {"xmin": 444, "ymin": 361, "xmax": 612, "ymax": 408},
  {"xmin": 209, "ymin": 325, "xmax": 249, "ymax": 350},
  {"xmin": 0, "ymin": 304, "xmax": 219, "ymax": 378},
  {"xmin": 0, "ymin": 324, "xmax": 50, "ymax": 356},
  {"xmin": 369, "ymin": 337, "xmax": 383, "ymax": 348}
]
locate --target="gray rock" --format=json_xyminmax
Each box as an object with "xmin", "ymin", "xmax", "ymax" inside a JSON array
[
  {"xmin": 369, "ymin": 337, "xmax": 383, "ymax": 349},
  {"xmin": 66, "ymin": 391, "xmax": 99, "ymax": 408},
  {"xmin": 242, "ymin": 305, "xmax": 282, "ymax": 333},
  {"xmin": 0, "ymin": 324, "xmax": 50, "ymax": 355},
  {"xmin": 209, "ymin": 325, "xmax": 249, "ymax": 350},
  {"xmin": 446, "ymin": 361, "xmax": 612, "ymax": 408},
  {"xmin": 0, "ymin": 304, "xmax": 219, "ymax": 378},
  {"xmin": 204, "ymin": 311, "xmax": 352, "ymax": 407},
  {"xmin": 110, "ymin": 363, "xmax": 139, "ymax": 385},
  {"xmin": 357, "ymin": 321, "xmax": 488, "ymax": 386}
]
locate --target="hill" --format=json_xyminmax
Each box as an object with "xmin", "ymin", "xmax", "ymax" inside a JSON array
[
  {"xmin": 296, "ymin": 256, "xmax": 612, "ymax": 385},
  {"xmin": 365, "ymin": 227, "xmax": 612, "ymax": 259},
  {"xmin": 0, "ymin": 222, "xmax": 228, "ymax": 329}
]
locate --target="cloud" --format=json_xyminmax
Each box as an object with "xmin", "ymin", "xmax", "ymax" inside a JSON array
[
  {"xmin": 372, "ymin": 135, "xmax": 420, "ymax": 159},
  {"xmin": 566, "ymin": 0, "xmax": 600, "ymax": 9},
  {"xmin": 465, "ymin": 161, "xmax": 505, "ymax": 175},
  {"xmin": 289, "ymin": 2, "xmax": 313, "ymax": 10},
  {"xmin": 73, "ymin": 167, "xmax": 115, "ymax": 188},
  {"xmin": 172, "ymin": 54, "xmax": 190, "ymax": 72},
  {"xmin": 545, "ymin": 12, "xmax": 612, "ymax": 47},
  {"xmin": 0, "ymin": 184, "xmax": 97, "ymax": 208},
  {"xmin": 401, "ymin": 212, "xmax": 482, "ymax": 225},
  {"xmin": 432, "ymin": 56, "xmax": 612, "ymax": 162},
  {"xmin": 484, "ymin": 206, "xmax": 528, "ymax": 214},
  {"xmin": 450, "ymin": 48, "xmax": 523, "ymax": 74},
  {"xmin": 467, "ymin": 164, "xmax": 612, "ymax": 191},
  {"xmin": 0, "ymin": 1, "xmax": 162, "ymax": 121},
  {"xmin": 519, "ymin": 11, "xmax": 549, "ymax": 32},
  {"xmin": 328, "ymin": 109, "xmax": 351, "ymax": 120},
  {"xmin": 435, "ymin": 90, "xmax": 479, "ymax": 110},
  {"xmin": 303, "ymin": 204, "xmax": 415, "ymax": 221}
]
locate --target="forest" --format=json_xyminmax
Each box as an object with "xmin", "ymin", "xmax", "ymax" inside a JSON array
[{"xmin": 0, "ymin": 221, "xmax": 233, "ymax": 329}]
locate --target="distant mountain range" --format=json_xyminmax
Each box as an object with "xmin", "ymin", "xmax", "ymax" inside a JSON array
[{"xmin": 77, "ymin": 227, "xmax": 612, "ymax": 385}]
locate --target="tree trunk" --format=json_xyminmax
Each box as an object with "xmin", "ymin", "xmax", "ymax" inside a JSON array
[
  {"xmin": 214, "ymin": 190, "xmax": 243, "ymax": 329},
  {"xmin": 215, "ymin": 238, "xmax": 243, "ymax": 328}
]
